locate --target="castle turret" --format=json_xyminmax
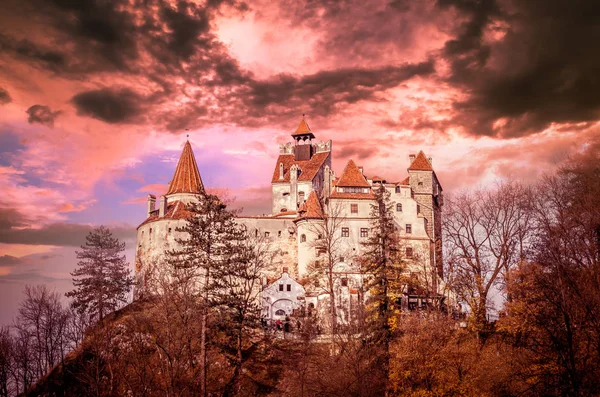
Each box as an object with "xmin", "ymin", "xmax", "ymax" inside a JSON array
[
  {"xmin": 407, "ymin": 151, "xmax": 443, "ymax": 278},
  {"xmin": 165, "ymin": 140, "xmax": 205, "ymax": 204}
]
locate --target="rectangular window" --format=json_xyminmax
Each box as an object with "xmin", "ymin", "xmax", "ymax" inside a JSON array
[
  {"xmin": 396, "ymin": 203, "xmax": 402, "ymax": 212},
  {"xmin": 406, "ymin": 247, "xmax": 413, "ymax": 258},
  {"xmin": 342, "ymin": 227, "xmax": 349, "ymax": 237},
  {"xmin": 317, "ymin": 248, "xmax": 326, "ymax": 256},
  {"xmin": 341, "ymin": 278, "xmax": 348, "ymax": 287},
  {"xmin": 351, "ymin": 203, "xmax": 358, "ymax": 213},
  {"xmin": 287, "ymin": 284, "xmax": 291, "ymax": 292},
  {"xmin": 265, "ymin": 231, "xmax": 270, "ymax": 237},
  {"xmin": 279, "ymin": 284, "xmax": 284, "ymax": 291},
  {"xmin": 406, "ymin": 224, "xmax": 412, "ymax": 234},
  {"xmin": 360, "ymin": 228, "xmax": 368, "ymax": 238},
  {"xmin": 417, "ymin": 204, "xmax": 421, "ymax": 214}
]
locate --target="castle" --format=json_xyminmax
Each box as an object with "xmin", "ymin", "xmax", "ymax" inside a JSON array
[{"xmin": 134, "ymin": 119, "xmax": 446, "ymax": 323}]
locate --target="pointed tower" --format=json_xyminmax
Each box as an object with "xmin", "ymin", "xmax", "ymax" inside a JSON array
[
  {"xmin": 407, "ymin": 150, "xmax": 443, "ymax": 278},
  {"xmin": 294, "ymin": 191, "xmax": 325, "ymax": 275},
  {"xmin": 165, "ymin": 140, "xmax": 205, "ymax": 204}
]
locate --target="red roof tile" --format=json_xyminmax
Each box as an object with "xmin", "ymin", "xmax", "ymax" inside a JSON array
[
  {"xmin": 399, "ymin": 176, "xmax": 410, "ymax": 185},
  {"xmin": 336, "ymin": 160, "xmax": 370, "ymax": 187},
  {"xmin": 329, "ymin": 191, "xmax": 375, "ymax": 200},
  {"xmin": 271, "ymin": 151, "xmax": 330, "ymax": 183},
  {"xmin": 370, "ymin": 175, "xmax": 386, "ymax": 182},
  {"xmin": 166, "ymin": 141, "xmax": 205, "ymax": 195},
  {"xmin": 408, "ymin": 151, "xmax": 433, "ymax": 171},
  {"xmin": 292, "ymin": 119, "xmax": 314, "ymax": 138},
  {"xmin": 137, "ymin": 200, "xmax": 191, "ymax": 228},
  {"xmin": 297, "ymin": 191, "xmax": 324, "ymax": 219}
]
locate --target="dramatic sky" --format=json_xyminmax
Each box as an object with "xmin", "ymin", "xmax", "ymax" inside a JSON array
[{"xmin": 1, "ymin": 0, "xmax": 599, "ymax": 323}]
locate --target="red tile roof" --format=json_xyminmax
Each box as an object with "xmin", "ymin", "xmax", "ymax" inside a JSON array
[
  {"xmin": 297, "ymin": 191, "xmax": 324, "ymax": 219},
  {"xmin": 408, "ymin": 151, "xmax": 433, "ymax": 171},
  {"xmin": 399, "ymin": 176, "xmax": 410, "ymax": 185},
  {"xmin": 329, "ymin": 191, "xmax": 375, "ymax": 200},
  {"xmin": 336, "ymin": 160, "xmax": 370, "ymax": 187},
  {"xmin": 271, "ymin": 151, "xmax": 330, "ymax": 183},
  {"xmin": 137, "ymin": 200, "xmax": 190, "ymax": 228},
  {"xmin": 370, "ymin": 175, "xmax": 385, "ymax": 182},
  {"xmin": 292, "ymin": 119, "xmax": 314, "ymax": 138},
  {"xmin": 166, "ymin": 141, "xmax": 205, "ymax": 195}
]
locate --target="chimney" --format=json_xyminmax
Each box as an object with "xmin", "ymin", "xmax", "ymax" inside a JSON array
[
  {"xmin": 159, "ymin": 195, "xmax": 167, "ymax": 217},
  {"xmin": 147, "ymin": 194, "xmax": 156, "ymax": 216},
  {"xmin": 428, "ymin": 156, "xmax": 432, "ymax": 165},
  {"xmin": 409, "ymin": 154, "xmax": 416, "ymax": 163},
  {"xmin": 358, "ymin": 166, "xmax": 364, "ymax": 175}
]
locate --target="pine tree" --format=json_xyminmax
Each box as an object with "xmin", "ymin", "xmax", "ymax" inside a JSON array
[
  {"xmin": 361, "ymin": 184, "xmax": 407, "ymax": 394},
  {"xmin": 166, "ymin": 193, "xmax": 249, "ymax": 397},
  {"xmin": 66, "ymin": 226, "xmax": 133, "ymax": 322}
]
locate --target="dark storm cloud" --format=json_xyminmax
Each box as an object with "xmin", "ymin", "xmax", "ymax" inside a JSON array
[
  {"xmin": 0, "ymin": 207, "xmax": 136, "ymax": 246},
  {"xmin": 0, "ymin": 87, "xmax": 12, "ymax": 104},
  {"xmin": 245, "ymin": 61, "xmax": 435, "ymax": 114},
  {"xmin": 0, "ymin": 255, "xmax": 22, "ymax": 266},
  {"xmin": 71, "ymin": 88, "xmax": 143, "ymax": 124},
  {"xmin": 439, "ymin": 0, "xmax": 600, "ymax": 137},
  {"xmin": 26, "ymin": 105, "xmax": 61, "ymax": 127}
]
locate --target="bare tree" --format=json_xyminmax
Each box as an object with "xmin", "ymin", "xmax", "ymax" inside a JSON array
[
  {"xmin": 443, "ymin": 181, "xmax": 533, "ymax": 331},
  {"xmin": 305, "ymin": 199, "xmax": 346, "ymax": 338}
]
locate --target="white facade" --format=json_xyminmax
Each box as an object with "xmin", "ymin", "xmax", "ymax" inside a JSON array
[{"xmin": 134, "ymin": 121, "xmax": 446, "ymax": 319}]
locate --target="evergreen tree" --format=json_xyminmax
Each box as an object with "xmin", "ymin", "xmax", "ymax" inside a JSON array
[
  {"xmin": 66, "ymin": 226, "xmax": 133, "ymax": 322},
  {"xmin": 361, "ymin": 184, "xmax": 407, "ymax": 394},
  {"xmin": 166, "ymin": 193, "xmax": 249, "ymax": 397}
]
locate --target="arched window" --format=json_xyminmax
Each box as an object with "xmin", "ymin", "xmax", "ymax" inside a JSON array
[
  {"xmin": 396, "ymin": 203, "xmax": 402, "ymax": 212},
  {"xmin": 149, "ymin": 228, "xmax": 152, "ymax": 239},
  {"xmin": 279, "ymin": 162, "xmax": 284, "ymax": 180},
  {"xmin": 301, "ymin": 234, "xmax": 306, "ymax": 243},
  {"xmin": 395, "ymin": 186, "xmax": 401, "ymax": 193},
  {"xmin": 275, "ymin": 309, "xmax": 286, "ymax": 316}
]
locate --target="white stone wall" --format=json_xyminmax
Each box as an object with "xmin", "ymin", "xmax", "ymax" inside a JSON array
[{"xmin": 262, "ymin": 273, "xmax": 306, "ymax": 320}]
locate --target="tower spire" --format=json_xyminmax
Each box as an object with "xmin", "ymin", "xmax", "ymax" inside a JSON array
[{"xmin": 166, "ymin": 141, "xmax": 205, "ymax": 195}]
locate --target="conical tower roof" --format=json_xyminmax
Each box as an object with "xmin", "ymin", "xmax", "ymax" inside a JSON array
[
  {"xmin": 292, "ymin": 118, "xmax": 315, "ymax": 139},
  {"xmin": 166, "ymin": 141, "xmax": 205, "ymax": 195}
]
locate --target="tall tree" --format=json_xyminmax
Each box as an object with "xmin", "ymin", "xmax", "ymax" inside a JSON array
[
  {"xmin": 166, "ymin": 193, "xmax": 244, "ymax": 397},
  {"xmin": 502, "ymin": 149, "xmax": 600, "ymax": 396},
  {"xmin": 305, "ymin": 200, "xmax": 346, "ymax": 338},
  {"xmin": 443, "ymin": 182, "xmax": 532, "ymax": 332},
  {"xmin": 66, "ymin": 226, "xmax": 133, "ymax": 322},
  {"xmin": 360, "ymin": 184, "xmax": 407, "ymax": 394}
]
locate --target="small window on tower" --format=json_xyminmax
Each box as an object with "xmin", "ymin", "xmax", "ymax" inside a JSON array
[
  {"xmin": 417, "ymin": 204, "xmax": 421, "ymax": 214},
  {"xmin": 265, "ymin": 231, "xmax": 270, "ymax": 238},
  {"xmin": 168, "ymin": 228, "xmax": 172, "ymax": 233},
  {"xmin": 283, "ymin": 192, "xmax": 290, "ymax": 196},
  {"xmin": 301, "ymin": 234, "xmax": 307, "ymax": 243},
  {"xmin": 406, "ymin": 224, "xmax": 412, "ymax": 234},
  {"xmin": 149, "ymin": 228, "xmax": 152, "ymax": 239},
  {"xmin": 396, "ymin": 203, "xmax": 402, "ymax": 212},
  {"xmin": 351, "ymin": 204, "xmax": 358, "ymax": 213},
  {"xmin": 418, "ymin": 181, "xmax": 423, "ymax": 187},
  {"xmin": 287, "ymin": 284, "xmax": 291, "ymax": 292},
  {"xmin": 395, "ymin": 186, "xmax": 401, "ymax": 193},
  {"xmin": 341, "ymin": 278, "xmax": 348, "ymax": 287},
  {"xmin": 278, "ymin": 231, "xmax": 282, "ymax": 237},
  {"xmin": 279, "ymin": 284, "xmax": 284, "ymax": 291}
]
